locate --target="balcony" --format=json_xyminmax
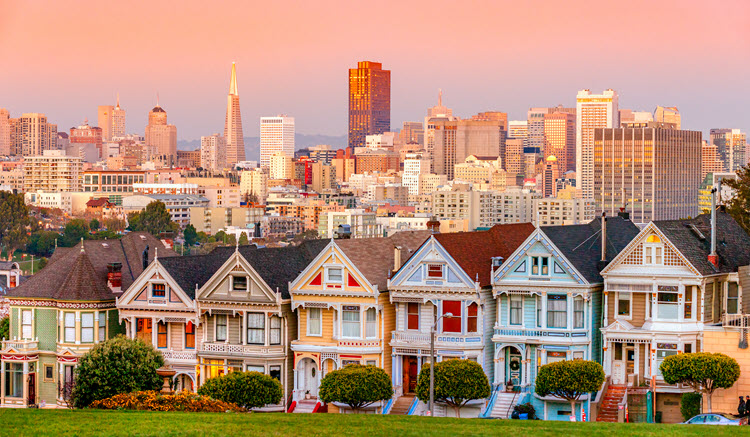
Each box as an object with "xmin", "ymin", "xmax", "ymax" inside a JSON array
[
  {"xmin": 161, "ymin": 350, "xmax": 197, "ymax": 361},
  {"xmin": 2, "ymin": 339, "xmax": 39, "ymax": 353},
  {"xmin": 493, "ymin": 327, "xmax": 589, "ymax": 340},
  {"xmin": 391, "ymin": 331, "xmax": 483, "ymax": 348},
  {"xmin": 722, "ymin": 313, "xmax": 750, "ymax": 328},
  {"xmin": 200, "ymin": 342, "xmax": 284, "ymax": 356}
]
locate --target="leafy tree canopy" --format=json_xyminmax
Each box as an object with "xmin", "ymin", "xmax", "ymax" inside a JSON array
[
  {"xmin": 0, "ymin": 192, "xmax": 30, "ymax": 260},
  {"xmin": 318, "ymin": 364, "xmax": 393, "ymax": 411},
  {"xmin": 89, "ymin": 219, "xmax": 100, "ymax": 231},
  {"xmin": 62, "ymin": 219, "xmax": 90, "ymax": 247},
  {"xmin": 72, "ymin": 335, "xmax": 165, "ymax": 408},
  {"xmin": 660, "ymin": 352, "xmax": 740, "ymax": 412},
  {"xmin": 26, "ymin": 230, "xmax": 59, "ymax": 257},
  {"xmin": 238, "ymin": 232, "xmax": 249, "ymax": 245},
  {"xmin": 127, "ymin": 201, "xmax": 179, "ymax": 236},
  {"xmin": 535, "ymin": 360, "xmax": 604, "ymax": 420},
  {"xmin": 183, "ymin": 224, "xmax": 198, "ymax": 246},
  {"xmin": 198, "ymin": 371, "xmax": 282, "ymax": 409},
  {"xmin": 415, "ymin": 359, "xmax": 490, "ymax": 417},
  {"xmin": 723, "ymin": 166, "xmax": 750, "ymax": 234},
  {"xmin": 0, "ymin": 317, "xmax": 9, "ymax": 341}
]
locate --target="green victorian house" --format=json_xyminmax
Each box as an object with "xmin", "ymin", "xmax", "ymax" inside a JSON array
[{"xmin": 0, "ymin": 232, "xmax": 175, "ymax": 408}]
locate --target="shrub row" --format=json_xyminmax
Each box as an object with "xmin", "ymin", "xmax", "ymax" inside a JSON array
[{"xmin": 89, "ymin": 390, "xmax": 245, "ymax": 412}]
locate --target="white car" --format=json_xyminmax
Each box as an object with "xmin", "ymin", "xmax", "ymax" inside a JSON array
[{"xmin": 682, "ymin": 413, "xmax": 747, "ymax": 425}]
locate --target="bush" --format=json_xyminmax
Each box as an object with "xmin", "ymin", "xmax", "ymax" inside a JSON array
[
  {"xmin": 89, "ymin": 390, "xmax": 245, "ymax": 412},
  {"xmin": 513, "ymin": 402, "xmax": 536, "ymax": 419},
  {"xmin": 318, "ymin": 364, "xmax": 393, "ymax": 411},
  {"xmin": 198, "ymin": 371, "xmax": 282, "ymax": 409},
  {"xmin": 415, "ymin": 359, "xmax": 490, "ymax": 418},
  {"xmin": 535, "ymin": 360, "xmax": 604, "ymax": 421},
  {"xmin": 72, "ymin": 335, "xmax": 165, "ymax": 408},
  {"xmin": 681, "ymin": 392, "xmax": 702, "ymax": 421},
  {"xmin": 660, "ymin": 352, "xmax": 740, "ymax": 413}
]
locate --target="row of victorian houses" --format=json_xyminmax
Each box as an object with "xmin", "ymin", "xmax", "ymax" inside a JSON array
[{"xmin": 2, "ymin": 208, "xmax": 750, "ymax": 421}]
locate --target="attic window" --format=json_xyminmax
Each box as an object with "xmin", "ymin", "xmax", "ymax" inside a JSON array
[
  {"xmin": 427, "ymin": 264, "xmax": 443, "ymax": 279},
  {"xmin": 152, "ymin": 283, "xmax": 166, "ymax": 297},
  {"xmin": 326, "ymin": 267, "xmax": 343, "ymax": 283},
  {"xmin": 233, "ymin": 276, "xmax": 248, "ymax": 291},
  {"xmin": 646, "ymin": 235, "xmax": 661, "ymax": 243}
]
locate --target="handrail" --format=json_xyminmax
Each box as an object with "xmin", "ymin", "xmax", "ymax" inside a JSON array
[
  {"xmin": 480, "ymin": 385, "xmax": 501, "ymax": 418},
  {"xmin": 312, "ymin": 401, "xmax": 322, "ymax": 413},
  {"xmin": 506, "ymin": 390, "xmax": 520, "ymax": 419},
  {"xmin": 406, "ymin": 397, "xmax": 419, "ymax": 415},
  {"xmin": 287, "ymin": 400, "xmax": 296, "ymax": 413},
  {"xmin": 382, "ymin": 397, "xmax": 394, "ymax": 414},
  {"xmin": 617, "ymin": 389, "xmax": 628, "ymax": 423}
]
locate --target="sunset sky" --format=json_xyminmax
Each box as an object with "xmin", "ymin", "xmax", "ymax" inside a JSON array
[{"xmin": 1, "ymin": 0, "xmax": 748, "ymax": 141}]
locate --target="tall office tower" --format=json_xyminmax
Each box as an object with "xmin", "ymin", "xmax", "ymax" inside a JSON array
[
  {"xmin": 224, "ymin": 62, "xmax": 245, "ymax": 166},
  {"xmin": 402, "ymin": 152, "xmax": 431, "ymax": 196},
  {"xmin": 504, "ymin": 138, "xmax": 525, "ymax": 175},
  {"xmin": 710, "ymin": 128, "xmax": 747, "ymax": 173},
  {"xmin": 701, "ymin": 140, "xmax": 725, "ymax": 179},
  {"xmin": 424, "ymin": 90, "xmax": 455, "ymax": 165},
  {"xmin": 11, "ymin": 113, "xmax": 58, "ymax": 156},
  {"xmin": 543, "ymin": 111, "xmax": 576, "ymax": 173},
  {"xmin": 527, "ymin": 108, "xmax": 550, "ymax": 151},
  {"xmin": 98, "ymin": 96, "xmax": 126, "ymax": 141},
  {"xmin": 576, "ymin": 89, "xmax": 619, "ymax": 199},
  {"xmin": 508, "ymin": 120, "xmax": 528, "ymax": 140},
  {"xmin": 400, "ymin": 121, "xmax": 424, "ymax": 146},
  {"xmin": 654, "ymin": 106, "xmax": 681, "ymax": 129},
  {"xmin": 348, "ymin": 61, "xmax": 390, "ymax": 151},
  {"xmin": 619, "ymin": 109, "xmax": 653, "ymax": 125},
  {"xmin": 260, "ymin": 115, "xmax": 295, "ymax": 168},
  {"xmin": 200, "ymin": 134, "xmax": 227, "ymax": 172},
  {"xmin": 145, "ymin": 103, "xmax": 177, "ymax": 164},
  {"xmin": 431, "ymin": 119, "xmax": 505, "ymax": 180},
  {"xmin": 471, "ymin": 111, "xmax": 508, "ymax": 131},
  {"xmin": 70, "ymin": 120, "xmax": 104, "ymax": 157},
  {"xmin": 0, "ymin": 109, "xmax": 10, "ymax": 156},
  {"xmin": 594, "ymin": 122, "xmax": 701, "ymax": 223},
  {"xmin": 541, "ymin": 155, "xmax": 560, "ymax": 197}
]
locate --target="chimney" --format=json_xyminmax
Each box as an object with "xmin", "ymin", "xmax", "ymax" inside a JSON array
[
  {"xmin": 597, "ymin": 212, "xmax": 609, "ymax": 271},
  {"xmin": 394, "ymin": 246, "xmax": 402, "ymax": 272},
  {"xmin": 142, "ymin": 244, "xmax": 150, "ymax": 270},
  {"xmin": 708, "ymin": 188, "xmax": 718, "ymax": 268},
  {"xmin": 618, "ymin": 207, "xmax": 630, "ymax": 221},
  {"xmin": 107, "ymin": 262, "xmax": 123, "ymax": 291},
  {"xmin": 426, "ymin": 216, "xmax": 441, "ymax": 234}
]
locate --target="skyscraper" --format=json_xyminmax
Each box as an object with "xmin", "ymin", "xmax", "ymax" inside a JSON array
[
  {"xmin": 224, "ymin": 62, "xmax": 245, "ymax": 167},
  {"xmin": 260, "ymin": 116, "xmax": 295, "ymax": 168},
  {"xmin": 543, "ymin": 111, "xmax": 576, "ymax": 173},
  {"xmin": 98, "ymin": 96, "xmax": 126, "ymax": 141},
  {"xmin": 0, "ymin": 109, "xmax": 10, "ymax": 156},
  {"xmin": 145, "ymin": 103, "xmax": 177, "ymax": 164},
  {"xmin": 654, "ymin": 106, "xmax": 681, "ymax": 129},
  {"xmin": 701, "ymin": 140, "xmax": 725, "ymax": 180},
  {"xmin": 507, "ymin": 120, "xmax": 528, "ymax": 141},
  {"xmin": 431, "ymin": 119, "xmax": 505, "ymax": 180},
  {"xmin": 710, "ymin": 128, "xmax": 747, "ymax": 173},
  {"xmin": 11, "ymin": 113, "xmax": 58, "ymax": 156},
  {"xmin": 348, "ymin": 61, "xmax": 390, "ymax": 151},
  {"xmin": 594, "ymin": 122, "xmax": 701, "ymax": 223},
  {"xmin": 200, "ymin": 134, "xmax": 226, "ymax": 172},
  {"xmin": 576, "ymin": 89, "xmax": 619, "ymax": 199}
]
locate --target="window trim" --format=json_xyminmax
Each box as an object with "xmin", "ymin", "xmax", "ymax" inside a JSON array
[
  {"xmin": 341, "ymin": 307, "xmax": 361, "ymax": 339},
  {"xmin": 246, "ymin": 312, "xmax": 266, "ymax": 345},
  {"xmin": 573, "ymin": 296, "xmax": 585, "ymax": 329},
  {"xmin": 151, "ymin": 282, "xmax": 167, "ymax": 298},
  {"xmin": 81, "ymin": 312, "xmax": 95, "ymax": 344},
  {"xmin": 406, "ymin": 302, "xmax": 419, "ymax": 331},
  {"xmin": 307, "ymin": 307, "xmax": 322, "ymax": 337},
  {"xmin": 21, "ymin": 309, "xmax": 33, "ymax": 340},
  {"xmin": 426, "ymin": 263, "xmax": 444, "ymax": 279},
  {"xmin": 269, "ymin": 316, "xmax": 282, "ymax": 345},
  {"xmin": 98, "ymin": 311, "xmax": 107, "ymax": 342},
  {"xmin": 616, "ymin": 292, "xmax": 632, "ymax": 320},
  {"xmin": 365, "ymin": 308, "xmax": 377, "ymax": 339},
  {"xmin": 232, "ymin": 275, "xmax": 248, "ymax": 292},
  {"xmin": 64, "ymin": 312, "xmax": 76, "ymax": 343},
  {"xmin": 185, "ymin": 322, "xmax": 196, "ymax": 349},
  {"xmin": 43, "ymin": 363, "xmax": 55, "ymax": 382},
  {"xmin": 726, "ymin": 282, "xmax": 740, "ymax": 315},
  {"xmin": 546, "ymin": 294, "xmax": 567, "ymax": 329},
  {"xmin": 215, "ymin": 315, "xmax": 227, "ymax": 342},
  {"xmin": 509, "ymin": 296, "xmax": 523, "ymax": 326},
  {"xmin": 325, "ymin": 267, "xmax": 343, "ymax": 284}
]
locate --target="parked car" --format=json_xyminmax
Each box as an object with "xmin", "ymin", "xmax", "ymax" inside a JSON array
[{"xmin": 682, "ymin": 413, "xmax": 748, "ymax": 425}]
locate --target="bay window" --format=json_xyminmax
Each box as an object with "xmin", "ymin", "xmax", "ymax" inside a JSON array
[
  {"xmin": 98, "ymin": 312, "xmax": 106, "ymax": 341},
  {"xmin": 574, "ymin": 297, "xmax": 584, "ymax": 329},
  {"xmin": 185, "ymin": 322, "xmax": 195, "ymax": 349},
  {"xmin": 215, "ymin": 315, "xmax": 227, "ymax": 341},
  {"xmin": 270, "ymin": 316, "xmax": 281, "ymax": 345},
  {"xmin": 547, "ymin": 351, "xmax": 566, "ymax": 364},
  {"xmin": 442, "ymin": 301, "xmax": 462, "ymax": 333},
  {"xmin": 270, "ymin": 365, "xmax": 281, "ymax": 381},
  {"xmin": 657, "ymin": 290, "xmax": 678, "ymax": 319},
  {"xmin": 21, "ymin": 310, "xmax": 32, "ymax": 340},
  {"xmin": 547, "ymin": 295, "xmax": 567, "ymax": 328},
  {"xmin": 727, "ymin": 283, "xmax": 739, "ymax": 315},
  {"xmin": 365, "ymin": 308, "xmax": 377, "ymax": 338},
  {"xmin": 307, "ymin": 308, "xmax": 321, "ymax": 336},
  {"xmin": 247, "ymin": 313, "xmax": 265, "ymax": 345},
  {"xmin": 536, "ymin": 295, "xmax": 541, "ymax": 327},
  {"xmin": 467, "ymin": 303, "xmax": 478, "ymax": 332},
  {"xmin": 64, "ymin": 312, "xmax": 76, "ymax": 343},
  {"xmin": 407, "ymin": 303, "xmax": 419, "ymax": 330},
  {"xmin": 81, "ymin": 313, "xmax": 94, "ymax": 343},
  {"xmin": 4, "ymin": 363, "xmax": 23, "ymax": 397},
  {"xmin": 684, "ymin": 286, "xmax": 693, "ymax": 319},
  {"xmin": 342, "ymin": 306, "xmax": 360, "ymax": 338},
  {"xmin": 509, "ymin": 296, "xmax": 522, "ymax": 326},
  {"xmin": 656, "ymin": 344, "xmax": 678, "ymax": 377}
]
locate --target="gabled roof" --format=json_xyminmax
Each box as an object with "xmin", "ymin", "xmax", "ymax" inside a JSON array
[
  {"xmin": 159, "ymin": 239, "xmax": 329, "ymax": 300},
  {"xmin": 434, "ymin": 223, "xmax": 536, "ymax": 287},
  {"xmin": 335, "ymin": 231, "xmax": 431, "ymax": 290},
  {"xmin": 7, "ymin": 232, "xmax": 177, "ymax": 301},
  {"xmin": 542, "ymin": 216, "xmax": 640, "ymax": 283},
  {"xmin": 653, "ymin": 211, "xmax": 750, "ymax": 275}
]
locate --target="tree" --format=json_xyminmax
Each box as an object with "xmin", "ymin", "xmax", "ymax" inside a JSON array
[
  {"xmin": 681, "ymin": 392, "xmax": 702, "ymax": 421},
  {"xmin": 660, "ymin": 352, "xmax": 740, "ymax": 413},
  {"xmin": 89, "ymin": 219, "xmax": 100, "ymax": 231},
  {"xmin": 127, "ymin": 201, "xmax": 179, "ymax": 236},
  {"xmin": 318, "ymin": 364, "xmax": 393, "ymax": 411},
  {"xmin": 102, "ymin": 217, "xmax": 126, "ymax": 232},
  {"xmin": 535, "ymin": 360, "xmax": 604, "ymax": 421},
  {"xmin": 723, "ymin": 165, "xmax": 750, "ymax": 233},
  {"xmin": 183, "ymin": 224, "xmax": 198, "ymax": 247},
  {"xmin": 0, "ymin": 192, "xmax": 30, "ymax": 260},
  {"xmin": 0, "ymin": 317, "xmax": 9, "ymax": 340},
  {"xmin": 198, "ymin": 371, "xmax": 282, "ymax": 409},
  {"xmin": 62, "ymin": 219, "xmax": 90, "ymax": 247},
  {"xmin": 71, "ymin": 335, "xmax": 165, "ymax": 408},
  {"xmin": 292, "ymin": 229, "xmax": 319, "ymax": 244},
  {"xmin": 26, "ymin": 230, "xmax": 59, "ymax": 257},
  {"xmin": 214, "ymin": 231, "xmax": 227, "ymax": 244},
  {"xmin": 238, "ymin": 232, "xmax": 248, "ymax": 246},
  {"xmin": 226, "ymin": 234, "xmax": 237, "ymax": 246},
  {"xmin": 415, "ymin": 359, "xmax": 490, "ymax": 418}
]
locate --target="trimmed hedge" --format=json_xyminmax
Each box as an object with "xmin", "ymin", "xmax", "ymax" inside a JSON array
[
  {"xmin": 415, "ymin": 359, "xmax": 490, "ymax": 418},
  {"xmin": 318, "ymin": 364, "xmax": 393, "ymax": 410},
  {"xmin": 198, "ymin": 371, "xmax": 282, "ymax": 409},
  {"xmin": 89, "ymin": 390, "xmax": 244, "ymax": 412}
]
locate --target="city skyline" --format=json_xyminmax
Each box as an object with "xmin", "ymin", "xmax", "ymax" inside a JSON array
[{"xmin": 1, "ymin": 0, "xmax": 748, "ymax": 140}]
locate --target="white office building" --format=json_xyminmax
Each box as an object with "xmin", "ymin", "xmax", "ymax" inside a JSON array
[{"xmin": 260, "ymin": 115, "xmax": 295, "ymax": 168}]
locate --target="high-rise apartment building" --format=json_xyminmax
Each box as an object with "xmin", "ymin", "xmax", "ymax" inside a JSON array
[
  {"xmin": 701, "ymin": 140, "xmax": 725, "ymax": 180},
  {"xmin": 710, "ymin": 128, "xmax": 747, "ymax": 173},
  {"xmin": 541, "ymin": 155, "xmax": 561, "ymax": 198},
  {"xmin": 654, "ymin": 106, "xmax": 681, "ymax": 129},
  {"xmin": 348, "ymin": 61, "xmax": 390, "ymax": 151},
  {"xmin": 543, "ymin": 111, "xmax": 576, "ymax": 173},
  {"xmin": 576, "ymin": 89, "xmax": 619, "ymax": 199},
  {"xmin": 431, "ymin": 119, "xmax": 505, "ymax": 180},
  {"xmin": 594, "ymin": 123, "xmax": 701, "ymax": 223},
  {"xmin": 11, "ymin": 113, "xmax": 58, "ymax": 156},
  {"xmin": 269, "ymin": 152, "xmax": 294, "ymax": 180},
  {"xmin": 145, "ymin": 104, "xmax": 177, "ymax": 164},
  {"xmin": 402, "ymin": 152, "xmax": 431, "ymax": 196},
  {"xmin": 619, "ymin": 109, "xmax": 653, "ymax": 125},
  {"xmin": 98, "ymin": 97, "xmax": 126, "ymax": 142},
  {"xmin": 24, "ymin": 150, "xmax": 83, "ymax": 192},
  {"xmin": 224, "ymin": 62, "xmax": 245, "ymax": 167},
  {"xmin": 260, "ymin": 116, "xmax": 295, "ymax": 168},
  {"xmin": 0, "ymin": 109, "xmax": 10, "ymax": 156},
  {"xmin": 239, "ymin": 168, "xmax": 268, "ymax": 203},
  {"xmin": 200, "ymin": 134, "xmax": 227, "ymax": 172}
]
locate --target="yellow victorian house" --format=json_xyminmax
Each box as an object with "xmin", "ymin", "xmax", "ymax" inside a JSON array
[{"xmin": 289, "ymin": 231, "xmax": 429, "ymax": 412}]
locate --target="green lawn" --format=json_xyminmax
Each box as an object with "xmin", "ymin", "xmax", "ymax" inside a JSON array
[{"xmin": 0, "ymin": 410, "xmax": 744, "ymax": 436}]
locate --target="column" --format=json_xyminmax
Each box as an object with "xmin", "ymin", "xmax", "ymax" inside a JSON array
[
  {"xmin": 151, "ymin": 317, "xmax": 157, "ymax": 346},
  {"xmin": 131, "ymin": 317, "xmax": 136, "ymax": 339},
  {"xmin": 75, "ymin": 312, "xmax": 81, "ymax": 345},
  {"xmin": 602, "ymin": 291, "xmax": 609, "ymax": 327},
  {"xmin": 603, "ymin": 340, "xmax": 610, "ymax": 374},
  {"xmin": 241, "ymin": 311, "xmax": 246, "ymax": 345},
  {"xmin": 541, "ymin": 292, "xmax": 548, "ymax": 329},
  {"xmin": 1, "ymin": 362, "xmax": 5, "ymax": 405},
  {"xmin": 22, "ymin": 362, "xmax": 28, "ymax": 406},
  {"xmin": 94, "ymin": 311, "xmax": 100, "ymax": 344}
]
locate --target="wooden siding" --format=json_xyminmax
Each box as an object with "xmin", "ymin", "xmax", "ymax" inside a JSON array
[
  {"xmin": 480, "ymin": 288, "xmax": 495, "ymax": 383},
  {"xmin": 297, "ymin": 307, "xmax": 335, "ymax": 343},
  {"xmin": 419, "ymin": 303, "xmax": 434, "ymax": 334},
  {"xmin": 381, "ymin": 291, "xmax": 395, "ymax": 377},
  {"xmin": 228, "ymin": 315, "xmax": 241, "ymax": 344},
  {"xmin": 590, "ymin": 288, "xmax": 602, "ymax": 364},
  {"xmin": 631, "ymin": 293, "xmax": 647, "ymax": 327},
  {"xmin": 705, "ymin": 281, "xmax": 714, "ymax": 322},
  {"xmin": 607, "ymin": 293, "xmax": 615, "ymax": 323},
  {"xmin": 169, "ymin": 322, "xmax": 183, "ymax": 350}
]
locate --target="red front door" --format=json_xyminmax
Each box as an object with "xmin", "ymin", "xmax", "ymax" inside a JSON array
[{"xmin": 27, "ymin": 373, "xmax": 36, "ymax": 406}]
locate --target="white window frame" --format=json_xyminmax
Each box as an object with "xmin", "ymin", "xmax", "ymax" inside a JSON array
[
  {"xmin": 616, "ymin": 292, "xmax": 632, "ymax": 319},
  {"xmin": 365, "ymin": 308, "xmax": 377, "ymax": 339},
  {"xmin": 98, "ymin": 312, "xmax": 107, "ymax": 341},
  {"xmin": 215, "ymin": 314, "xmax": 227, "ymax": 342},
  {"xmin": 246, "ymin": 312, "xmax": 265, "ymax": 345},
  {"xmin": 325, "ymin": 267, "xmax": 343, "ymax": 284},
  {"xmin": 81, "ymin": 312, "xmax": 94, "ymax": 343},
  {"xmin": 644, "ymin": 244, "xmax": 663, "ymax": 265},
  {"xmin": 150, "ymin": 281, "xmax": 167, "ymax": 299},
  {"xmin": 21, "ymin": 310, "xmax": 32, "ymax": 340},
  {"xmin": 509, "ymin": 296, "xmax": 523, "ymax": 326},
  {"xmin": 426, "ymin": 263, "xmax": 444, "ymax": 279},
  {"xmin": 573, "ymin": 296, "xmax": 585, "ymax": 329},
  {"xmin": 342, "ymin": 307, "xmax": 361, "ymax": 338},
  {"xmin": 232, "ymin": 275, "xmax": 248, "ymax": 292},
  {"xmin": 656, "ymin": 291, "xmax": 679, "ymax": 320},
  {"xmin": 726, "ymin": 282, "xmax": 740, "ymax": 315},
  {"xmin": 269, "ymin": 316, "xmax": 281, "ymax": 345},
  {"xmin": 64, "ymin": 312, "xmax": 76, "ymax": 343},
  {"xmin": 307, "ymin": 308, "xmax": 322, "ymax": 336}
]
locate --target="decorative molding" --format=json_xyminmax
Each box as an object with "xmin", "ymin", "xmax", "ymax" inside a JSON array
[{"xmin": 8, "ymin": 299, "xmax": 115, "ymax": 309}]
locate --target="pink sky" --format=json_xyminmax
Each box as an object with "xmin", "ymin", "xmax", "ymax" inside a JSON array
[{"xmin": 0, "ymin": 0, "xmax": 748, "ymax": 140}]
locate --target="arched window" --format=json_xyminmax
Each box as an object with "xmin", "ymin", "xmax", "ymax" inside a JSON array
[{"xmin": 644, "ymin": 234, "xmax": 663, "ymax": 265}]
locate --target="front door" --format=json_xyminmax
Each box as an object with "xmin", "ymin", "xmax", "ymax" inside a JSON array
[
  {"xmin": 403, "ymin": 357, "xmax": 418, "ymax": 393},
  {"xmin": 303, "ymin": 359, "xmax": 319, "ymax": 397},
  {"xmin": 612, "ymin": 361, "xmax": 625, "ymax": 385},
  {"xmin": 508, "ymin": 353, "xmax": 522, "ymax": 387},
  {"xmin": 27, "ymin": 373, "xmax": 36, "ymax": 406}
]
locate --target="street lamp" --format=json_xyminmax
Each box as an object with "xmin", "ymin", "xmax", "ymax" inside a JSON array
[{"xmin": 429, "ymin": 312, "xmax": 454, "ymax": 416}]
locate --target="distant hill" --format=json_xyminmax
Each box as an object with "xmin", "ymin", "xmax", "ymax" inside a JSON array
[{"xmin": 177, "ymin": 134, "xmax": 347, "ymax": 161}]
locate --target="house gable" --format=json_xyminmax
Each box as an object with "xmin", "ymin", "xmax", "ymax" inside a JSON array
[
  {"xmin": 388, "ymin": 237, "xmax": 476, "ymax": 291},
  {"xmin": 118, "ymin": 261, "xmax": 193, "ymax": 309},
  {"xmin": 197, "ymin": 250, "xmax": 278, "ymax": 304},
  {"xmin": 290, "ymin": 241, "xmax": 375, "ymax": 296}
]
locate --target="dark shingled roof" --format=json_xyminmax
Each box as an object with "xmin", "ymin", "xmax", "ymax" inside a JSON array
[
  {"xmin": 7, "ymin": 232, "xmax": 178, "ymax": 301},
  {"xmin": 336, "ymin": 231, "xmax": 432, "ymax": 291},
  {"xmin": 434, "ymin": 223, "xmax": 536, "ymax": 287},
  {"xmin": 542, "ymin": 216, "xmax": 640, "ymax": 283},
  {"xmin": 653, "ymin": 211, "xmax": 750, "ymax": 275},
  {"xmin": 158, "ymin": 239, "xmax": 330, "ymax": 300}
]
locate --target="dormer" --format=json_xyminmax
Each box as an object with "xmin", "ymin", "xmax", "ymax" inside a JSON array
[{"xmin": 643, "ymin": 234, "xmax": 663, "ymax": 265}]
